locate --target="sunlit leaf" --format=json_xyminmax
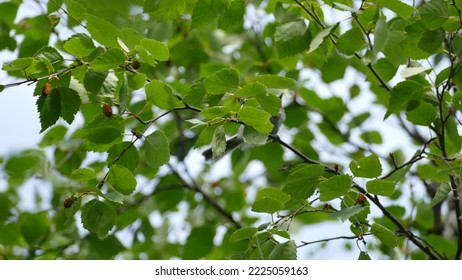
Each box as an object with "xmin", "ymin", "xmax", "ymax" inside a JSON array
[
  {"xmin": 349, "ymin": 154, "xmax": 382, "ymax": 178},
  {"xmin": 319, "ymin": 174, "xmax": 352, "ymax": 201},
  {"xmin": 204, "ymin": 68, "xmax": 240, "ymax": 95},
  {"xmin": 144, "ymin": 130, "xmax": 170, "ymax": 169},
  {"xmin": 366, "ymin": 179, "xmax": 396, "ymax": 196},
  {"xmin": 107, "ymin": 165, "xmax": 137, "ymax": 195}
]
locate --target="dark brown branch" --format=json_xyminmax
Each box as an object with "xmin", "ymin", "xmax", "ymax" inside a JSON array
[
  {"xmin": 168, "ymin": 163, "xmax": 243, "ymax": 229},
  {"xmin": 298, "ymin": 233, "xmax": 371, "ymax": 248}
]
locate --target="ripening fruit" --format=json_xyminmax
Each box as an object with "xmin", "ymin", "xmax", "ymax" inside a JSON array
[
  {"xmin": 356, "ymin": 193, "xmax": 367, "ymax": 205},
  {"xmin": 63, "ymin": 196, "xmax": 77, "ymax": 208},
  {"xmin": 102, "ymin": 103, "xmax": 113, "ymax": 117},
  {"xmin": 42, "ymin": 82, "xmax": 52, "ymax": 96},
  {"xmin": 131, "ymin": 59, "xmax": 140, "ymax": 70}
]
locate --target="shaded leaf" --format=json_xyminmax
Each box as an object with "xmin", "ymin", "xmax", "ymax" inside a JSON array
[
  {"xmin": 268, "ymin": 240, "xmax": 297, "ymax": 260},
  {"xmin": 212, "ymin": 125, "xmax": 226, "ymax": 158},
  {"xmin": 283, "ymin": 164, "xmax": 324, "ymax": 200},
  {"xmin": 418, "ymin": 0, "xmax": 449, "ymax": 30},
  {"xmin": 274, "ymin": 20, "xmax": 311, "ymax": 57},
  {"xmin": 81, "ymin": 199, "xmax": 117, "ymax": 239},
  {"xmin": 230, "ymin": 227, "xmax": 258, "ymax": 242},
  {"xmin": 371, "ymin": 223, "xmax": 398, "ymax": 248},
  {"xmin": 336, "ymin": 27, "xmax": 365, "ymax": 55}
]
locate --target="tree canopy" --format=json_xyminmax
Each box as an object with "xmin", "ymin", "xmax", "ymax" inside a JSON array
[{"xmin": 1, "ymin": 0, "xmax": 462, "ymax": 260}]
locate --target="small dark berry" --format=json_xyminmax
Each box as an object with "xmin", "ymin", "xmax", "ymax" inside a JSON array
[
  {"xmin": 42, "ymin": 82, "xmax": 52, "ymax": 96},
  {"xmin": 356, "ymin": 193, "xmax": 367, "ymax": 205},
  {"xmin": 63, "ymin": 197, "xmax": 77, "ymax": 208},
  {"xmin": 102, "ymin": 103, "xmax": 113, "ymax": 117}
]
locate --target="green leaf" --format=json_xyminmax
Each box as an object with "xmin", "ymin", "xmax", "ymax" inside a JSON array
[
  {"xmin": 81, "ymin": 199, "xmax": 117, "ymax": 239},
  {"xmin": 230, "ymin": 227, "xmax": 258, "ymax": 242},
  {"xmin": 67, "ymin": 0, "xmax": 87, "ymax": 22},
  {"xmin": 256, "ymin": 92, "xmax": 281, "ymax": 116},
  {"xmin": 58, "ymin": 87, "xmax": 81, "ymax": 124},
  {"xmin": 274, "ymin": 20, "xmax": 311, "ymax": 57},
  {"xmin": 329, "ymin": 205, "xmax": 365, "ymax": 222},
  {"xmin": 371, "ymin": 223, "xmax": 398, "ymax": 248},
  {"xmin": 200, "ymin": 106, "xmax": 231, "ymax": 120},
  {"xmin": 268, "ymin": 240, "xmax": 297, "ymax": 260},
  {"xmin": 183, "ymin": 226, "xmax": 215, "ymax": 259},
  {"xmin": 358, "ymin": 251, "xmax": 371, "ymax": 260},
  {"xmin": 385, "ymin": 80, "xmax": 425, "ymax": 119},
  {"xmin": 118, "ymin": 28, "xmax": 144, "ymax": 50},
  {"xmin": 252, "ymin": 197, "xmax": 284, "ymax": 214},
  {"xmin": 243, "ymin": 126, "xmax": 268, "ymax": 145},
  {"xmin": 147, "ymin": 0, "xmax": 186, "ymax": 22},
  {"xmin": 90, "ymin": 48, "xmax": 126, "ymax": 71},
  {"xmin": 283, "ymin": 164, "xmax": 324, "ymax": 200},
  {"xmin": 234, "ymin": 82, "xmax": 266, "ymax": 98},
  {"xmin": 86, "ymin": 14, "xmax": 120, "ymax": 47},
  {"xmin": 145, "ymin": 80, "xmax": 182, "ymax": 110},
  {"xmin": 84, "ymin": 71, "xmax": 118, "ymax": 96},
  {"xmin": 238, "ymin": 106, "xmax": 273, "ymax": 134},
  {"xmin": 218, "ymin": 0, "xmax": 245, "ymax": 30},
  {"xmin": 107, "ymin": 142, "xmax": 139, "ymax": 171},
  {"xmin": 430, "ymin": 183, "xmax": 452, "ymax": 207},
  {"xmin": 255, "ymin": 74, "xmax": 296, "ymax": 89},
  {"xmin": 373, "ymin": 16, "xmax": 388, "ymax": 54},
  {"xmin": 319, "ymin": 174, "xmax": 352, "ymax": 201},
  {"xmin": 308, "ymin": 24, "xmax": 339, "ymax": 53},
  {"xmin": 184, "ymin": 78, "xmax": 206, "ymax": 106},
  {"xmin": 336, "ymin": 27, "xmax": 365, "ymax": 55},
  {"xmin": 71, "ymin": 168, "xmax": 95, "ymax": 183},
  {"xmin": 2, "ymin": 57, "xmax": 34, "ymax": 71},
  {"xmin": 20, "ymin": 212, "xmax": 50, "ymax": 246},
  {"xmin": 405, "ymin": 101, "xmax": 437, "ymax": 126},
  {"xmin": 418, "ymin": 28, "xmax": 444, "ymax": 54},
  {"xmin": 0, "ymin": 84, "xmax": 5, "ymax": 93},
  {"xmin": 374, "ymin": 0, "xmax": 414, "ymax": 19},
  {"xmin": 108, "ymin": 165, "xmax": 137, "ymax": 195},
  {"xmin": 144, "ymin": 130, "xmax": 170, "ymax": 169},
  {"xmin": 349, "ymin": 154, "xmax": 382, "ymax": 178},
  {"xmin": 73, "ymin": 115, "xmax": 125, "ymax": 151},
  {"xmin": 143, "ymin": 0, "xmax": 160, "ymax": 13},
  {"xmin": 366, "ymin": 179, "xmax": 396, "ymax": 196},
  {"xmin": 418, "ymin": 0, "xmax": 449, "ymax": 30},
  {"xmin": 256, "ymin": 188, "xmax": 291, "ymax": 204},
  {"xmin": 34, "ymin": 46, "xmax": 63, "ymax": 70},
  {"xmin": 212, "ymin": 125, "xmax": 226, "ymax": 158},
  {"xmin": 138, "ymin": 38, "xmax": 169, "ymax": 62},
  {"xmin": 37, "ymin": 91, "xmax": 61, "ymax": 132},
  {"xmin": 204, "ymin": 68, "xmax": 240, "ymax": 95},
  {"xmin": 63, "ymin": 33, "xmax": 95, "ymax": 58}
]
